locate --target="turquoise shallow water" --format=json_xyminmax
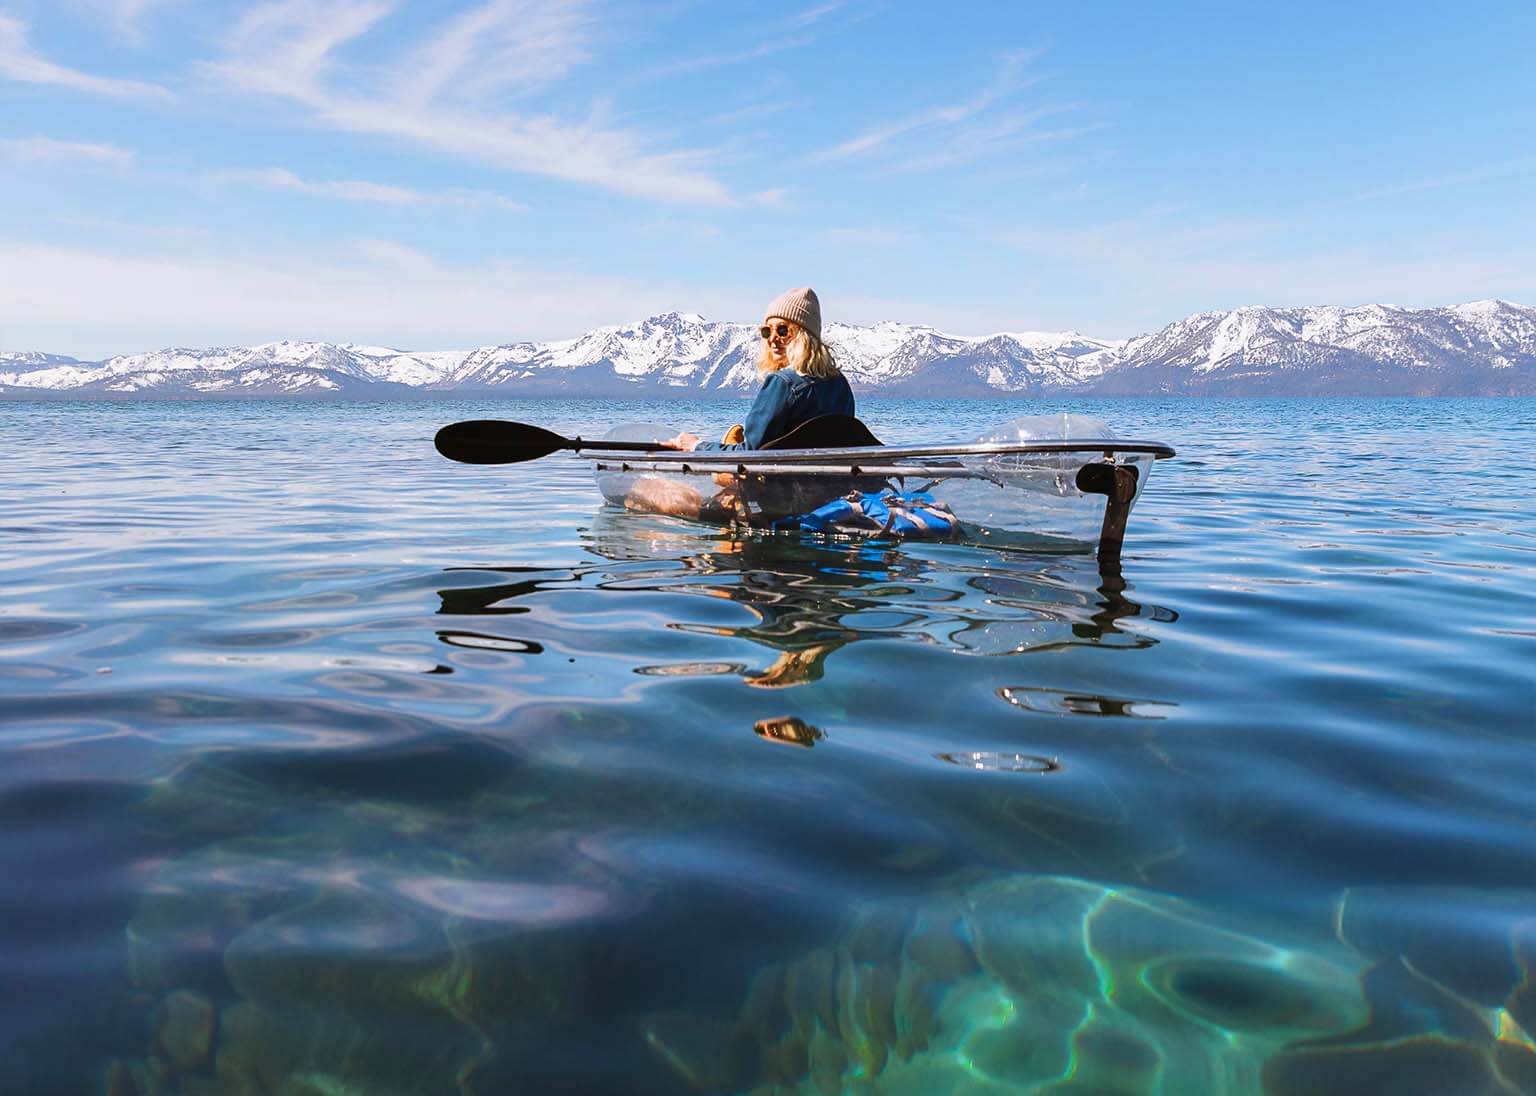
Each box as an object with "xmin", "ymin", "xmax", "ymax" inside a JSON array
[{"xmin": 1, "ymin": 397, "xmax": 1534, "ymax": 1095}]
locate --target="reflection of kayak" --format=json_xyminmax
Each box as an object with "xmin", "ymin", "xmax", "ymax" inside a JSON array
[{"xmin": 586, "ymin": 415, "xmax": 1175, "ymax": 564}]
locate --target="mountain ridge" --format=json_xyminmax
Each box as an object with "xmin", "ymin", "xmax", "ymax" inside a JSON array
[{"xmin": 3, "ymin": 300, "xmax": 1532, "ymax": 397}]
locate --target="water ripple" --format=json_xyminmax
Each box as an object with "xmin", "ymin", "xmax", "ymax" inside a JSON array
[{"xmin": 1, "ymin": 398, "xmax": 1533, "ymax": 1093}]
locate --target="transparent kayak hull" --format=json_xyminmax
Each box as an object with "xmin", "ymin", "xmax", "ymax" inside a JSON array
[{"xmin": 589, "ymin": 417, "xmax": 1171, "ymax": 555}]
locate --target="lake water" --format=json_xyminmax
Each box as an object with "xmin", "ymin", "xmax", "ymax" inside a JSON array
[{"xmin": 1, "ymin": 397, "xmax": 1533, "ymax": 1095}]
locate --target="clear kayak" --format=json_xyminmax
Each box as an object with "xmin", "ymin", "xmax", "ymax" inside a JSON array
[{"xmin": 585, "ymin": 415, "xmax": 1176, "ymax": 563}]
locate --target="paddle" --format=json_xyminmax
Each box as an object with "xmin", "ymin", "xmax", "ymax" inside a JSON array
[{"xmin": 434, "ymin": 414, "xmax": 881, "ymax": 465}]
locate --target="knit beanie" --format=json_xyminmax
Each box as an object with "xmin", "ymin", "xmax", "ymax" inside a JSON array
[{"xmin": 762, "ymin": 286, "xmax": 822, "ymax": 341}]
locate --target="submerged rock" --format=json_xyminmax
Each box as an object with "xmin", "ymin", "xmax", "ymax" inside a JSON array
[
  {"xmin": 1302, "ymin": 886, "xmax": 1536, "ymax": 1093},
  {"xmin": 102, "ymin": 1060, "xmax": 138, "ymax": 1096},
  {"xmin": 114, "ymin": 749, "xmax": 688, "ymax": 1096},
  {"xmin": 649, "ymin": 874, "xmax": 1375, "ymax": 1094},
  {"xmin": 154, "ymin": 991, "xmax": 215, "ymax": 1072},
  {"xmin": 638, "ymin": 873, "xmax": 1536, "ymax": 1095},
  {"xmin": 116, "ymin": 727, "xmax": 1533, "ymax": 1093},
  {"xmin": 1263, "ymin": 1034, "xmax": 1531, "ymax": 1096}
]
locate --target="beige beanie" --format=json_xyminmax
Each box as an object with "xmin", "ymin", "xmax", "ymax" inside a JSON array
[{"xmin": 762, "ymin": 286, "xmax": 822, "ymax": 341}]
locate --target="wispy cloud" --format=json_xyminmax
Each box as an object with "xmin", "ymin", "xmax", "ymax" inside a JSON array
[
  {"xmin": 50, "ymin": 215, "xmax": 216, "ymax": 250},
  {"xmin": 1337, "ymin": 157, "xmax": 1536, "ymax": 205},
  {"xmin": 397, "ymin": 0, "xmax": 591, "ymax": 107},
  {"xmin": 634, "ymin": 35, "xmax": 812, "ymax": 81},
  {"xmin": 212, "ymin": 167, "xmax": 527, "ymax": 211},
  {"xmin": 782, "ymin": 1, "xmax": 845, "ymax": 30},
  {"xmin": 0, "ymin": 238, "xmax": 760, "ymax": 356},
  {"xmin": 203, "ymin": 0, "xmax": 735, "ymax": 205},
  {"xmin": 212, "ymin": 0, "xmax": 392, "ymax": 99},
  {"xmin": 992, "ymin": 209, "xmax": 1536, "ymax": 333},
  {"xmin": 0, "ymin": 136, "xmax": 134, "ymax": 165},
  {"xmin": 816, "ymin": 51, "xmax": 1042, "ymax": 161},
  {"xmin": 1001, "ymin": 211, "xmax": 1280, "ymax": 266},
  {"xmin": 892, "ymin": 117, "xmax": 1102, "ymax": 173},
  {"xmin": 72, "ymin": 0, "xmax": 182, "ymax": 41},
  {"xmin": 640, "ymin": 0, "xmax": 847, "ymax": 78},
  {"xmin": 823, "ymin": 226, "xmax": 913, "ymax": 246},
  {"xmin": 689, "ymin": 98, "xmax": 801, "ymax": 132},
  {"xmin": 0, "ymin": 12, "xmax": 172, "ymax": 98}
]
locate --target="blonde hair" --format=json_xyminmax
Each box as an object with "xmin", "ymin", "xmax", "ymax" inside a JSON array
[{"xmin": 757, "ymin": 328, "xmax": 842, "ymax": 380}]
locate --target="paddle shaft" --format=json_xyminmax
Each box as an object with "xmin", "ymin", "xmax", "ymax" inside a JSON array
[{"xmin": 566, "ymin": 437, "xmax": 674, "ymax": 454}]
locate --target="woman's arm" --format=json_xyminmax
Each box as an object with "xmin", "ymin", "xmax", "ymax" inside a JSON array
[{"xmin": 693, "ymin": 373, "xmax": 796, "ymax": 451}]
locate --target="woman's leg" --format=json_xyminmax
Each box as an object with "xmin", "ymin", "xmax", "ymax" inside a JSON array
[{"xmin": 624, "ymin": 475, "xmax": 711, "ymax": 519}]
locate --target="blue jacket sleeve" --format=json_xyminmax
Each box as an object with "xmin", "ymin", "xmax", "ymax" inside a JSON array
[{"xmin": 694, "ymin": 373, "xmax": 796, "ymax": 451}]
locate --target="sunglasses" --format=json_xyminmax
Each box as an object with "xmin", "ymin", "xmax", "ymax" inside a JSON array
[{"xmin": 759, "ymin": 322, "xmax": 795, "ymax": 340}]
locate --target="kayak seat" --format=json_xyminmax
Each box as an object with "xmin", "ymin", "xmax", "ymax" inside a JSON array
[{"xmin": 760, "ymin": 414, "xmax": 882, "ymax": 450}]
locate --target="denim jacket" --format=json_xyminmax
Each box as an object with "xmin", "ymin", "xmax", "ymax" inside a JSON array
[{"xmin": 694, "ymin": 369, "xmax": 856, "ymax": 451}]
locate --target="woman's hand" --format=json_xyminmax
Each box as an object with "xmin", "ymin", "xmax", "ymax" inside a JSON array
[{"xmin": 659, "ymin": 432, "xmax": 700, "ymax": 451}]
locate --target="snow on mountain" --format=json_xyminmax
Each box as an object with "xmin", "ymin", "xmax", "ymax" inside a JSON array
[
  {"xmin": 445, "ymin": 312, "xmax": 756, "ymax": 393},
  {"xmin": 1105, "ymin": 300, "xmax": 1536, "ymax": 394},
  {"xmin": 0, "ymin": 340, "xmax": 464, "ymax": 396},
  {"xmin": 1, "ymin": 362, "xmax": 89, "ymax": 390},
  {"xmin": 0, "ymin": 351, "xmax": 87, "ymax": 390},
  {"xmin": 3, "ymin": 301, "xmax": 1532, "ymax": 397},
  {"xmin": 0, "ymin": 350, "xmax": 80, "ymax": 369},
  {"xmin": 339, "ymin": 345, "xmax": 467, "ymax": 387},
  {"xmin": 821, "ymin": 321, "xmax": 1122, "ymax": 393},
  {"xmin": 431, "ymin": 311, "xmax": 1116, "ymax": 396}
]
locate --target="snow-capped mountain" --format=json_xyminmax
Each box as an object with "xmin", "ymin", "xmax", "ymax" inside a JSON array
[
  {"xmin": 1100, "ymin": 300, "xmax": 1536, "ymax": 395},
  {"xmin": 2, "ymin": 301, "xmax": 1532, "ymax": 398},
  {"xmin": 0, "ymin": 341, "xmax": 466, "ymax": 397},
  {"xmin": 0, "ymin": 351, "xmax": 81, "ymax": 369},
  {"xmin": 431, "ymin": 313, "xmax": 1124, "ymax": 396},
  {"xmin": 441, "ymin": 313, "xmax": 759, "ymax": 395}
]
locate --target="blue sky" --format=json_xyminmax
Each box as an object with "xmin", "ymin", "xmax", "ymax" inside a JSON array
[{"xmin": 2, "ymin": 0, "xmax": 1534, "ymax": 358}]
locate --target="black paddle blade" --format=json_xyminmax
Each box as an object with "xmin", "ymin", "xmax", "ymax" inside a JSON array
[
  {"xmin": 763, "ymin": 414, "xmax": 883, "ymax": 450},
  {"xmin": 434, "ymin": 420, "xmax": 570, "ymax": 464}
]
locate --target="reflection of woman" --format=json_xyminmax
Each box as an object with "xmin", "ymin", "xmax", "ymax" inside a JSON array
[
  {"xmin": 687, "ymin": 536, "xmax": 901, "ymax": 688},
  {"xmin": 753, "ymin": 716, "xmax": 824, "ymax": 746},
  {"xmin": 664, "ymin": 287, "xmax": 855, "ymax": 452}
]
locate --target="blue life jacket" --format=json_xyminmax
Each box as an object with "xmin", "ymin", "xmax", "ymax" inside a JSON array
[{"xmin": 774, "ymin": 489, "xmax": 960, "ymax": 540}]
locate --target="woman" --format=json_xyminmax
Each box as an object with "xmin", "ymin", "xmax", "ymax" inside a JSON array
[
  {"xmin": 663, "ymin": 287, "xmax": 855, "ymax": 452},
  {"xmin": 623, "ymin": 287, "xmax": 855, "ymax": 521}
]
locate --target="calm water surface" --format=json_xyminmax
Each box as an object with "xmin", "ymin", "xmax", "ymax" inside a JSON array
[{"xmin": 1, "ymin": 398, "xmax": 1533, "ymax": 1095}]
